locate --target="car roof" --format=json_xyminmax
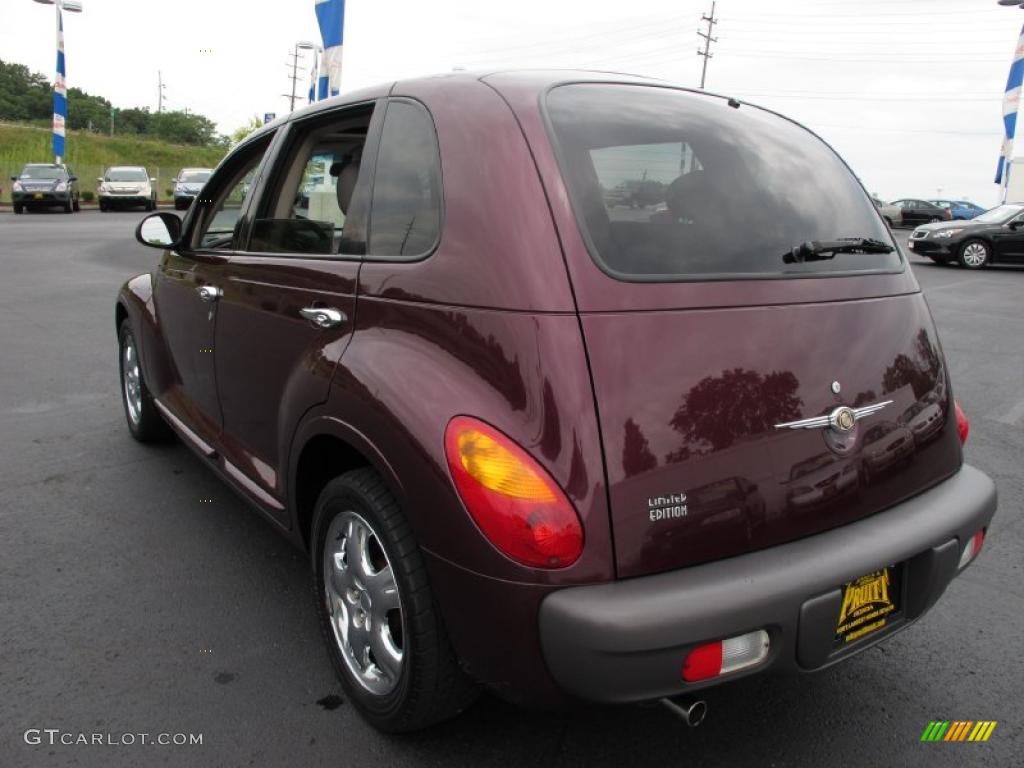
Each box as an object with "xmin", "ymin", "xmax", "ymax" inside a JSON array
[{"xmin": 254, "ymin": 69, "xmax": 700, "ymax": 131}]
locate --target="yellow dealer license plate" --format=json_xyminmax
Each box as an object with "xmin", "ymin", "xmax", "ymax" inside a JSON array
[
  {"xmin": 835, "ymin": 566, "xmax": 899, "ymax": 644},
  {"xmin": 34, "ymin": 193, "xmax": 44, "ymax": 199}
]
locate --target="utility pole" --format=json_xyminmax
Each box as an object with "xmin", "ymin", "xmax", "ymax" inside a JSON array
[
  {"xmin": 697, "ymin": 1, "xmax": 718, "ymax": 90},
  {"xmin": 157, "ymin": 70, "xmax": 166, "ymax": 113},
  {"xmin": 283, "ymin": 41, "xmax": 316, "ymax": 112}
]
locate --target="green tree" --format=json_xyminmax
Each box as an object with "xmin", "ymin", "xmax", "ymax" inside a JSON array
[{"xmin": 229, "ymin": 115, "xmax": 263, "ymax": 146}]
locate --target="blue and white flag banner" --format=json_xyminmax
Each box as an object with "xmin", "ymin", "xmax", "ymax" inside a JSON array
[
  {"xmin": 53, "ymin": 8, "xmax": 67, "ymax": 161},
  {"xmin": 308, "ymin": 47, "xmax": 318, "ymax": 104},
  {"xmin": 315, "ymin": 0, "xmax": 345, "ymax": 99},
  {"xmin": 995, "ymin": 23, "xmax": 1024, "ymax": 187}
]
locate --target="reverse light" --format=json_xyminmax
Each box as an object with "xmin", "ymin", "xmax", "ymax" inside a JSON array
[
  {"xmin": 682, "ymin": 630, "xmax": 770, "ymax": 682},
  {"xmin": 955, "ymin": 400, "xmax": 969, "ymax": 445},
  {"xmin": 958, "ymin": 529, "xmax": 985, "ymax": 570},
  {"xmin": 444, "ymin": 416, "xmax": 583, "ymax": 568}
]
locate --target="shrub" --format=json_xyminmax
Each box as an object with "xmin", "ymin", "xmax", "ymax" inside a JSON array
[{"xmin": 81, "ymin": 191, "xmax": 94, "ymax": 202}]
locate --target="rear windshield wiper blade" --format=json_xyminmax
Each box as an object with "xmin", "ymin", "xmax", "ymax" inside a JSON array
[{"xmin": 783, "ymin": 237, "xmax": 895, "ymax": 264}]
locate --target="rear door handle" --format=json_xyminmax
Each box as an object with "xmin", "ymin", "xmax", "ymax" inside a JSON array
[
  {"xmin": 300, "ymin": 307, "xmax": 347, "ymax": 329},
  {"xmin": 197, "ymin": 285, "xmax": 222, "ymax": 302}
]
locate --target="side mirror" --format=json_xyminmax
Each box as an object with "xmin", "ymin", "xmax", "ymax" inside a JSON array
[
  {"xmin": 96, "ymin": 177, "xmax": 104, "ymax": 183},
  {"xmin": 1009, "ymin": 220, "xmax": 1023, "ymax": 230},
  {"xmin": 150, "ymin": 177, "xmax": 157, "ymax": 183},
  {"xmin": 135, "ymin": 212, "xmax": 183, "ymax": 249},
  {"xmin": 69, "ymin": 175, "xmax": 78, "ymax": 181},
  {"xmin": 10, "ymin": 175, "xmax": 17, "ymax": 181}
]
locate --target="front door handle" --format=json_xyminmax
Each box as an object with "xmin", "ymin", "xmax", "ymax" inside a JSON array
[
  {"xmin": 300, "ymin": 306, "xmax": 347, "ymax": 329},
  {"xmin": 197, "ymin": 285, "xmax": 222, "ymax": 302}
]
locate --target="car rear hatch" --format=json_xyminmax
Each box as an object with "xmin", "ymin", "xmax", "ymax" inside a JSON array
[{"xmin": 535, "ymin": 81, "xmax": 964, "ymax": 578}]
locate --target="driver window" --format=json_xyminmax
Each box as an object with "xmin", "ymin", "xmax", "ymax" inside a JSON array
[
  {"xmin": 193, "ymin": 136, "xmax": 273, "ymax": 250},
  {"xmin": 249, "ymin": 105, "xmax": 373, "ymax": 256}
]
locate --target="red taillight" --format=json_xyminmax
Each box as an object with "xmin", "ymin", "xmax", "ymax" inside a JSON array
[
  {"xmin": 681, "ymin": 630, "xmax": 770, "ymax": 682},
  {"xmin": 958, "ymin": 529, "xmax": 986, "ymax": 570},
  {"xmin": 444, "ymin": 416, "xmax": 583, "ymax": 568},
  {"xmin": 682, "ymin": 642, "xmax": 724, "ymax": 682},
  {"xmin": 955, "ymin": 400, "xmax": 969, "ymax": 445}
]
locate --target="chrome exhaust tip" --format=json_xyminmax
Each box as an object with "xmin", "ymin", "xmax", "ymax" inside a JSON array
[{"xmin": 660, "ymin": 696, "xmax": 708, "ymax": 727}]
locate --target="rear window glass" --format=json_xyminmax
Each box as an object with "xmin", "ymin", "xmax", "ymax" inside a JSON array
[{"xmin": 545, "ymin": 84, "xmax": 900, "ymax": 280}]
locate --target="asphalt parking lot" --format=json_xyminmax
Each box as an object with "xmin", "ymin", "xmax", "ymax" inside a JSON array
[{"xmin": 1, "ymin": 210, "xmax": 1020, "ymax": 768}]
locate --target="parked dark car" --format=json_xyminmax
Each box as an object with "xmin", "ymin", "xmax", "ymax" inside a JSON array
[
  {"xmin": 928, "ymin": 199, "xmax": 985, "ymax": 220},
  {"xmin": 890, "ymin": 198, "xmax": 952, "ymax": 227},
  {"xmin": 117, "ymin": 71, "xmax": 996, "ymax": 733},
  {"xmin": 908, "ymin": 202, "xmax": 1024, "ymax": 268},
  {"xmin": 10, "ymin": 163, "xmax": 80, "ymax": 213}
]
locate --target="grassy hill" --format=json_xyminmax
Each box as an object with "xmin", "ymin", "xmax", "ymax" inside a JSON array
[{"xmin": 0, "ymin": 122, "xmax": 226, "ymax": 203}]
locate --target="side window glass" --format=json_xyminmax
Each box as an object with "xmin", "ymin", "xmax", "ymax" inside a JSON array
[
  {"xmin": 194, "ymin": 136, "xmax": 272, "ymax": 250},
  {"xmin": 250, "ymin": 106, "xmax": 374, "ymax": 256},
  {"xmin": 367, "ymin": 100, "xmax": 442, "ymax": 260}
]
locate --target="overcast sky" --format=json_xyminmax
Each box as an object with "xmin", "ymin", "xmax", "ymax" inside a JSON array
[{"xmin": 0, "ymin": 0, "xmax": 1018, "ymax": 204}]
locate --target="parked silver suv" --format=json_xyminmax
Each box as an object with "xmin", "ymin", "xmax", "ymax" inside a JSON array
[
  {"xmin": 172, "ymin": 167, "xmax": 213, "ymax": 210},
  {"xmin": 98, "ymin": 166, "xmax": 157, "ymax": 212}
]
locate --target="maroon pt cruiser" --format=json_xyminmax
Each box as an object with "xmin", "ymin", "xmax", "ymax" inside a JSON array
[{"xmin": 118, "ymin": 71, "xmax": 997, "ymax": 732}]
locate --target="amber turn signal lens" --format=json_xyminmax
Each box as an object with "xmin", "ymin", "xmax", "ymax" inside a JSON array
[{"xmin": 445, "ymin": 416, "xmax": 583, "ymax": 568}]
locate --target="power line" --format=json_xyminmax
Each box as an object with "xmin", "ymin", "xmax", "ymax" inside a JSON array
[{"xmin": 697, "ymin": 1, "xmax": 718, "ymax": 89}]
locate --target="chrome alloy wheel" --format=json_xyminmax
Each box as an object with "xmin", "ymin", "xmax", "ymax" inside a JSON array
[
  {"xmin": 962, "ymin": 242, "xmax": 988, "ymax": 268},
  {"xmin": 121, "ymin": 334, "xmax": 143, "ymax": 426},
  {"xmin": 323, "ymin": 511, "xmax": 405, "ymax": 696}
]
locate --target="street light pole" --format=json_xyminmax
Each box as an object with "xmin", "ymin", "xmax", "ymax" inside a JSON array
[{"xmin": 32, "ymin": 0, "xmax": 83, "ymax": 164}]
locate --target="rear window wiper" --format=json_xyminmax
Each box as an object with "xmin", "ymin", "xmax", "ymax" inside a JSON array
[{"xmin": 783, "ymin": 237, "xmax": 895, "ymax": 264}]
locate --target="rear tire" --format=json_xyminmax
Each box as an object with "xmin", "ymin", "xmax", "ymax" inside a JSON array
[
  {"xmin": 958, "ymin": 239, "xmax": 990, "ymax": 269},
  {"xmin": 928, "ymin": 216, "xmax": 942, "ymax": 223},
  {"xmin": 311, "ymin": 469, "xmax": 478, "ymax": 732},
  {"xmin": 118, "ymin": 319, "xmax": 171, "ymax": 442}
]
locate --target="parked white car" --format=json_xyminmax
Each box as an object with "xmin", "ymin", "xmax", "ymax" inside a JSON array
[{"xmin": 872, "ymin": 197, "xmax": 903, "ymax": 227}]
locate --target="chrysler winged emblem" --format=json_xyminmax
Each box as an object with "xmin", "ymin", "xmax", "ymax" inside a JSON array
[{"xmin": 774, "ymin": 401, "xmax": 893, "ymax": 434}]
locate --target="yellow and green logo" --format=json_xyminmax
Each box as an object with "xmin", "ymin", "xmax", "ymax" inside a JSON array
[{"xmin": 921, "ymin": 721, "xmax": 997, "ymax": 742}]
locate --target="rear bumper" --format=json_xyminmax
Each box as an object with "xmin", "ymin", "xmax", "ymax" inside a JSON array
[{"xmin": 539, "ymin": 464, "xmax": 996, "ymax": 703}]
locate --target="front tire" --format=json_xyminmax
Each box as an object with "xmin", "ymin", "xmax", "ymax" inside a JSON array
[
  {"xmin": 73, "ymin": 196, "xmax": 80, "ymax": 212},
  {"xmin": 118, "ymin": 319, "xmax": 170, "ymax": 442},
  {"xmin": 63, "ymin": 199, "xmax": 73, "ymax": 213},
  {"xmin": 311, "ymin": 469, "xmax": 477, "ymax": 732},
  {"xmin": 959, "ymin": 239, "xmax": 990, "ymax": 269},
  {"xmin": 13, "ymin": 204, "xmax": 23, "ymax": 214},
  {"xmin": 99, "ymin": 200, "xmax": 108, "ymax": 212}
]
